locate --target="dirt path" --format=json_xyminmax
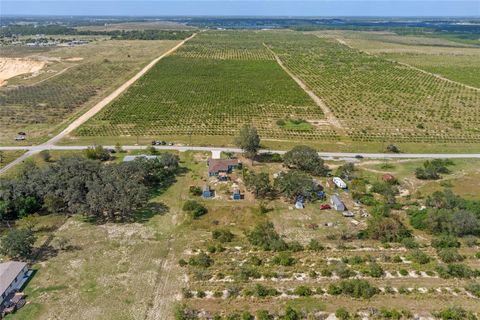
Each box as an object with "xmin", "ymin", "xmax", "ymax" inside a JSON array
[
  {"xmin": 262, "ymin": 43, "xmax": 345, "ymax": 134},
  {"xmin": 144, "ymin": 236, "xmax": 179, "ymax": 320},
  {"xmin": 45, "ymin": 33, "xmax": 196, "ymax": 146},
  {"xmin": 334, "ymin": 37, "xmax": 480, "ymax": 92}
]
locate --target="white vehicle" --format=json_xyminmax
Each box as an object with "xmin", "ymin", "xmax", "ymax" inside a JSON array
[{"xmin": 333, "ymin": 177, "xmax": 347, "ymax": 189}]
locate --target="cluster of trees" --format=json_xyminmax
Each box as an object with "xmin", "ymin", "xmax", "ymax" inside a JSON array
[
  {"xmin": 408, "ymin": 190, "xmax": 480, "ymax": 236},
  {"xmin": 0, "ymin": 155, "xmax": 179, "ymax": 222},
  {"xmin": 175, "ymin": 304, "xmax": 305, "ymax": 320},
  {"xmin": 0, "ymin": 24, "xmax": 194, "ymax": 40},
  {"xmin": 415, "ymin": 159, "xmax": 453, "ymax": 180}
]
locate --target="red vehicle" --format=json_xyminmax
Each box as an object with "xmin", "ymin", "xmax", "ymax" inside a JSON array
[{"xmin": 320, "ymin": 204, "xmax": 331, "ymax": 210}]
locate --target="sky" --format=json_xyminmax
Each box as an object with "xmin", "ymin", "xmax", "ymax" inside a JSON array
[{"xmin": 1, "ymin": 0, "xmax": 479, "ymax": 17}]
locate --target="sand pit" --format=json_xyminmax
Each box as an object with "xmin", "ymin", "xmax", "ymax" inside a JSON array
[{"xmin": 0, "ymin": 57, "xmax": 46, "ymax": 86}]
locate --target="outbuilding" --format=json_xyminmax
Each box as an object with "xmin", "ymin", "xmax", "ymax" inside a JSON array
[
  {"xmin": 202, "ymin": 185, "xmax": 212, "ymax": 198},
  {"xmin": 330, "ymin": 194, "xmax": 345, "ymax": 212},
  {"xmin": 1, "ymin": 261, "xmax": 30, "ymax": 306}
]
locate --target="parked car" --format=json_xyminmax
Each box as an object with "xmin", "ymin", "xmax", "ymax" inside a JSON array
[
  {"xmin": 355, "ymin": 155, "xmax": 364, "ymax": 159},
  {"xmin": 14, "ymin": 136, "xmax": 26, "ymax": 141},
  {"xmin": 320, "ymin": 204, "xmax": 331, "ymax": 210}
]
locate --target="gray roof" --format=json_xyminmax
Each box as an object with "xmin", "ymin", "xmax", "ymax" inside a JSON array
[
  {"xmin": 123, "ymin": 155, "xmax": 159, "ymax": 162},
  {"xmin": 0, "ymin": 261, "xmax": 27, "ymax": 296},
  {"xmin": 331, "ymin": 195, "xmax": 344, "ymax": 206}
]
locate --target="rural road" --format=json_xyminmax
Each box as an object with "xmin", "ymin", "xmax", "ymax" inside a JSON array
[{"xmin": 0, "ymin": 33, "xmax": 197, "ymax": 175}]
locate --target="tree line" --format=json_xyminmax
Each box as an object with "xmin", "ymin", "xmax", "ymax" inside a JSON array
[{"xmin": 0, "ymin": 154, "xmax": 179, "ymax": 222}]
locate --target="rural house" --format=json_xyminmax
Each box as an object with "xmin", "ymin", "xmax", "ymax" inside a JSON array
[
  {"xmin": 207, "ymin": 158, "xmax": 239, "ymax": 177},
  {"xmin": 330, "ymin": 194, "xmax": 346, "ymax": 212},
  {"xmin": 0, "ymin": 261, "xmax": 30, "ymax": 306}
]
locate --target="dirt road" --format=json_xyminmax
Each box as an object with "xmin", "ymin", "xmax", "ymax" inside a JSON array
[
  {"xmin": 45, "ymin": 33, "xmax": 196, "ymax": 146},
  {"xmin": 263, "ymin": 43, "xmax": 345, "ymax": 133}
]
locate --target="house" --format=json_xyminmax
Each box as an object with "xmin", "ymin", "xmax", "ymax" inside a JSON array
[
  {"xmin": 207, "ymin": 158, "xmax": 239, "ymax": 177},
  {"xmin": 330, "ymin": 194, "xmax": 345, "ymax": 212},
  {"xmin": 333, "ymin": 177, "xmax": 347, "ymax": 189},
  {"xmin": 123, "ymin": 155, "xmax": 159, "ymax": 162},
  {"xmin": 202, "ymin": 185, "xmax": 212, "ymax": 198},
  {"xmin": 0, "ymin": 261, "xmax": 30, "ymax": 306},
  {"xmin": 232, "ymin": 188, "xmax": 241, "ymax": 200},
  {"xmin": 295, "ymin": 196, "xmax": 304, "ymax": 209}
]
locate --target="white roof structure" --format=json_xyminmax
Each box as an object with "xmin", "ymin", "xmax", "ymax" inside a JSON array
[
  {"xmin": 0, "ymin": 261, "xmax": 27, "ymax": 297},
  {"xmin": 123, "ymin": 155, "xmax": 159, "ymax": 162},
  {"xmin": 333, "ymin": 177, "xmax": 347, "ymax": 189}
]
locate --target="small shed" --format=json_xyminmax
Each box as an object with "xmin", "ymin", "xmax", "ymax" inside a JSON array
[
  {"xmin": 232, "ymin": 188, "xmax": 241, "ymax": 200},
  {"xmin": 295, "ymin": 196, "xmax": 305, "ymax": 209},
  {"xmin": 202, "ymin": 185, "xmax": 212, "ymax": 198},
  {"xmin": 330, "ymin": 194, "xmax": 345, "ymax": 212}
]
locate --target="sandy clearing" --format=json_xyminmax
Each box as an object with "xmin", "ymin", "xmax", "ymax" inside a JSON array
[
  {"xmin": 64, "ymin": 57, "xmax": 84, "ymax": 62},
  {"xmin": 0, "ymin": 57, "xmax": 46, "ymax": 86}
]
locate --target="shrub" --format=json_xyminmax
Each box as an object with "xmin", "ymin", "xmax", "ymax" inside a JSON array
[
  {"xmin": 182, "ymin": 200, "xmax": 208, "ymax": 219},
  {"xmin": 253, "ymin": 284, "xmax": 279, "ymax": 298},
  {"xmin": 401, "ymin": 237, "xmax": 419, "ymax": 249},
  {"xmin": 189, "ymin": 186, "xmax": 202, "ymax": 196},
  {"xmin": 196, "ymin": 290, "xmax": 206, "ymax": 298},
  {"xmin": 368, "ymin": 262, "xmax": 385, "ymax": 278},
  {"xmin": 248, "ymin": 255, "xmax": 263, "ymax": 266},
  {"xmin": 465, "ymin": 282, "xmax": 480, "ymax": 298},
  {"xmin": 393, "ymin": 255, "xmax": 402, "ymax": 263},
  {"xmin": 328, "ymin": 279, "xmax": 379, "ymax": 299},
  {"xmin": 272, "ymin": 252, "xmax": 296, "ymax": 266},
  {"xmin": 434, "ymin": 306, "xmax": 478, "ymax": 320},
  {"xmin": 283, "ymin": 307, "xmax": 300, "ymax": 320},
  {"xmin": 436, "ymin": 263, "xmax": 475, "ymax": 279},
  {"xmin": 246, "ymin": 221, "xmax": 287, "ymax": 251},
  {"xmin": 188, "ymin": 252, "xmax": 213, "ymax": 268},
  {"xmin": 399, "ymin": 269, "xmax": 408, "ymax": 276},
  {"xmin": 255, "ymin": 310, "xmax": 272, "ymax": 320},
  {"xmin": 335, "ymin": 308, "xmax": 350, "ymax": 320},
  {"xmin": 39, "ymin": 150, "xmax": 51, "ymax": 162},
  {"xmin": 182, "ymin": 288, "xmax": 193, "ymax": 298},
  {"xmin": 307, "ymin": 238, "xmax": 324, "ymax": 251},
  {"xmin": 438, "ymin": 248, "xmax": 464, "ymax": 263},
  {"xmin": 212, "ymin": 229, "xmax": 234, "ymax": 243},
  {"xmin": 407, "ymin": 249, "xmax": 431, "ymax": 264},
  {"xmin": 335, "ymin": 263, "xmax": 356, "ymax": 279},
  {"xmin": 294, "ymin": 285, "xmax": 313, "ymax": 296},
  {"xmin": 288, "ymin": 241, "xmax": 304, "ymax": 252},
  {"xmin": 432, "ymin": 234, "xmax": 460, "ymax": 249},
  {"xmin": 241, "ymin": 311, "xmax": 253, "ymax": 320}
]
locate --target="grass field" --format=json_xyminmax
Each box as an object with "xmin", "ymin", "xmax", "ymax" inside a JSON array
[
  {"xmin": 0, "ymin": 150, "xmax": 25, "ymax": 169},
  {"xmin": 0, "ymin": 39, "xmax": 180, "ymax": 145},
  {"xmin": 5, "ymin": 151, "xmax": 480, "ymax": 319},
  {"xmin": 77, "ymin": 31, "xmax": 337, "ymax": 140}
]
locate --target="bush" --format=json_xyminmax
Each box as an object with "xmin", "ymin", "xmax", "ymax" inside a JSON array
[
  {"xmin": 432, "ymin": 234, "xmax": 460, "ymax": 249},
  {"xmin": 399, "ymin": 269, "xmax": 408, "ymax": 276},
  {"xmin": 189, "ymin": 186, "xmax": 202, "ymax": 196},
  {"xmin": 308, "ymin": 238, "xmax": 324, "ymax": 251},
  {"xmin": 288, "ymin": 241, "xmax": 304, "ymax": 252},
  {"xmin": 335, "ymin": 263, "xmax": 356, "ymax": 279},
  {"xmin": 84, "ymin": 145, "xmax": 111, "ymax": 161},
  {"xmin": 182, "ymin": 200, "xmax": 208, "ymax": 219},
  {"xmin": 283, "ymin": 307, "xmax": 300, "ymax": 320},
  {"xmin": 436, "ymin": 263, "xmax": 475, "ymax": 279},
  {"xmin": 368, "ymin": 262, "xmax": 385, "ymax": 278},
  {"xmin": 407, "ymin": 249, "xmax": 431, "ymax": 264},
  {"xmin": 434, "ymin": 306, "xmax": 478, "ymax": 320},
  {"xmin": 246, "ymin": 221, "xmax": 287, "ymax": 251},
  {"xmin": 401, "ymin": 237, "xmax": 419, "ymax": 249},
  {"xmin": 272, "ymin": 252, "xmax": 296, "ymax": 266},
  {"xmin": 39, "ymin": 150, "xmax": 51, "ymax": 162},
  {"xmin": 438, "ymin": 248, "xmax": 464, "ymax": 263},
  {"xmin": 294, "ymin": 285, "xmax": 313, "ymax": 296},
  {"xmin": 328, "ymin": 279, "xmax": 379, "ymax": 299},
  {"xmin": 188, "ymin": 252, "xmax": 213, "ymax": 268},
  {"xmin": 212, "ymin": 229, "xmax": 234, "ymax": 243},
  {"xmin": 253, "ymin": 284, "xmax": 279, "ymax": 298},
  {"xmin": 255, "ymin": 310, "xmax": 272, "ymax": 320},
  {"xmin": 465, "ymin": 282, "xmax": 480, "ymax": 298},
  {"xmin": 335, "ymin": 308, "xmax": 350, "ymax": 320}
]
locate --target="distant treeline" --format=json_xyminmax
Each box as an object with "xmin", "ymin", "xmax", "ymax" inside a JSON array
[{"xmin": 0, "ymin": 25, "xmax": 193, "ymax": 40}]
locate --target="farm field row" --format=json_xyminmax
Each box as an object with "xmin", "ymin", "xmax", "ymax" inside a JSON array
[
  {"xmin": 318, "ymin": 31, "xmax": 480, "ymax": 89},
  {"xmin": 77, "ymin": 31, "xmax": 335, "ymax": 140},
  {"xmin": 0, "ymin": 39, "xmax": 180, "ymax": 145},
  {"xmin": 74, "ymin": 30, "xmax": 480, "ymax": 151},
  {"xmin": 264, "ymin": 32, "xmax": 480, "ymax": 144}
]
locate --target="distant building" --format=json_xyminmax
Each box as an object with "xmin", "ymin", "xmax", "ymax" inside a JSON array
[
  {"xmin": 333, "ymin": 177, "xmax": 347, "ymax": 189},
  {"xmin": 0, "ymin": 261, "xmax": 30, "ymax": 306},
  {"xmin": 202, "ymin": 185, "xmax": 212, "ymax": 198},
  {"xmin": 207, "ymin": 158, "xmax": 238, "ymax": 176},
  {"xmin": 330, "ymin": 194, "xmax": 345, "ymax": 212}
]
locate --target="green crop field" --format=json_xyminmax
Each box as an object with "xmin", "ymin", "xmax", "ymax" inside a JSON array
[
  {"xmin": 264, "ymin": 32, "xmax": 480, "ymax": 144},
  {"xmin": 77, "ymin": 31, "xmax": 337, "ymax": 140},
  {"xmin": 76, "ymin": 30, "xmax": 480, "ymax": 148}
]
